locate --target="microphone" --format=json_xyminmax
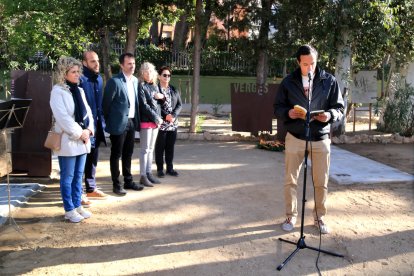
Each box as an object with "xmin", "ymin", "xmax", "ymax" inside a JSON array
[{"xmin": 307, "ymin": 71, "xmax": 313, "ymax": 101}]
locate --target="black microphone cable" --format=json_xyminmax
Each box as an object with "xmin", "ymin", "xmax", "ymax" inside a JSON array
[
  {"xmin": 309, "ymin": 131, "xmax": 324, "ymax": 276},
  {"xmin": 307, "ymin": 71, "xmax": 323, "ymax": 275}
]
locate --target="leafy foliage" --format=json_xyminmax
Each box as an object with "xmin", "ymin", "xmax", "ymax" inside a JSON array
[
  {"xmin": 0, "ymin": 0, "xmax": 192, "ymax": 69},
  {"xmin": 376, "ymin": 80, "xmax": 414, "ymax": 136},
  {"xmin": 0, "ymin": 0, "xmax": 413, "ymax": 76},
  {"xmin": 351, "ymin": 1, "xmax": 414, "ymax": 71},
  {"xmin": 0, "ymin": 0, "xmax": 87, "ymax": 68},
  {"xmin": 268, "ymin": 0, "xmax": 414, "ymax": 73}
]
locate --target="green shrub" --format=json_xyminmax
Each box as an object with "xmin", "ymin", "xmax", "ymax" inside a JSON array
[
  {"xmin": 195, "ymin": 114, "xmax": 205, "ymax": 133},
  {"xmin": 376, "ymin": 81, "xmax": 414, "ymax": 137}
]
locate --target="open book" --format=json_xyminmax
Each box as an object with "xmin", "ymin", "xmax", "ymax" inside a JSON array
[
  {"xmin": 310, "ymin": 110, "xmax": 325, "ymax": 117},
  {"xmin": 294, "ymin": 105, "xmax": 325, "ymax": 120}
]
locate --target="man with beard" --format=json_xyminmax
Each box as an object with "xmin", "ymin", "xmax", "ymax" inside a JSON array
[{"xmin": 79, "ymin": 51, "xmax": 108, "ymax": 203}]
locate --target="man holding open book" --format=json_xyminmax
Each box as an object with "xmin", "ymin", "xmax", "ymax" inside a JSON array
[{"xmin": 274, "ymin": 45, "xmax": 344, "ymax": 234}]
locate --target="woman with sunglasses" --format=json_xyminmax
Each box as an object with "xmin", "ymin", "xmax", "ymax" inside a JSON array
[{"xmin": 155, "ymin": 66, "xmax": 182, "ymax": 177}]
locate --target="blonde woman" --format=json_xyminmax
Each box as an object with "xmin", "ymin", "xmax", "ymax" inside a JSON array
[
  {"xmin": 138, "ymin": 62, "xmax": 164, "ymax": 186},
  {"xmin": 50, "ymin": 56, "xmax": 94, "ymax": 223}
]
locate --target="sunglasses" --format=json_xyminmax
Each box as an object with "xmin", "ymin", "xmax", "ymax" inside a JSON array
[{"xmin": 162, "ymin": 74, "xmax": 171, "ymax": 78}]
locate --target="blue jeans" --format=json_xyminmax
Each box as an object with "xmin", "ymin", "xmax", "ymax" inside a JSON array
[{"xmin": 58, "ymin": 154, "xmax": 87, "ymax": 212}]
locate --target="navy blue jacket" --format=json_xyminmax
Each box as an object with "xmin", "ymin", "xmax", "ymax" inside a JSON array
[
  {"xmin": 79, "ymin": 66, "xmax": 107, "ymax": 146},
  {"xmin": 102, "ymin": 73, "xmax": 140, "ymax": 135},
  {"xmin": 274, "ymin": 67, "xmax": 344, "ymax": 141}
]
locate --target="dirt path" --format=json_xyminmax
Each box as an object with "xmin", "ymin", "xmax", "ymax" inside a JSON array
[{"xmin": 0, "ymin": 141, "xmax": 413, "ymax": 275}]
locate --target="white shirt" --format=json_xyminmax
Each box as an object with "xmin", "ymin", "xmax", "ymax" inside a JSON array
[
  {"xmin": 302, "ymin": 75, "xmax": 313, "ymax": 98},
  {"xmin": 123, "ymin": 73, "xmax": 135, "ymax": 118}
]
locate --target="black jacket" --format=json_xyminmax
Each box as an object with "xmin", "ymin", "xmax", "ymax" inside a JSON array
[
  {"xmin": 157, "ymin": 84, "xmax": 182, "ymax": 120},
  {"xmin": 138, "ymin": 81, "xmax": 162, "ymax": 123},
  {"xmin": 274, "ymin": 67, "xmax": 344, "ymax": 141}
]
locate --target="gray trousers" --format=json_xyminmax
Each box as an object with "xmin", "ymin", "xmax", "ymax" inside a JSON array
[{"xmin": 139, "ymin": 127, "xmax": 159, "ymax": 176}]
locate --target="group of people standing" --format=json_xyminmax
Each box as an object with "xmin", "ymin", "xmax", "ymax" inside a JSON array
[
  {"xmin": 49, "ymin": 44, "xmax": 344, "ymax": 235},
  {"xmin": 49, "ymin": 51, "xmax": 182, "ymax": 223}
]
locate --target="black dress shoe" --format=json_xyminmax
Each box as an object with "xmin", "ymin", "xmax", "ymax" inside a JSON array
[
  {"xmin": 124, "ymin": 182, "xmax": 144, "ymax": 191},
  {"xmin": 113, "ymin": 186, "xmax": 127, "ymax": 196},
  {"xmin": 157, "ymin": 170, "xmax": 165, "ymax": 178},
  {"xmin": 139, "ymin": 175, "xmax": 154, "ymax": 187},
  {"xmin": 166, "ymin": 170, "xmax": 179, "ymax": 176}
]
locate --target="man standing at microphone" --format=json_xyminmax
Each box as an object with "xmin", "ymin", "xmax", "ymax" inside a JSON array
[{"xmin": 274, "ymin": 45, "xmax": 344, "ymax": 234}]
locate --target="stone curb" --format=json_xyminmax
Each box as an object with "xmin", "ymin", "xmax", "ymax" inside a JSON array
[
  {"xmin": 332, "ymin": 133, "xmax": 414, "ymax": 144},
  {"xmin": 178, "ymin": 131, "xmax": 414, "ymax": 144}
]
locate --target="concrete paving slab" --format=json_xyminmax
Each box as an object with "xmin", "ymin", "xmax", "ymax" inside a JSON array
[
  {"xmin": 0, "ymin": 183, "xmax": 45, "ymax": 225},
  {"xmin": 330, "ymin": 145, "xmax": 414, "ymax": 185}
]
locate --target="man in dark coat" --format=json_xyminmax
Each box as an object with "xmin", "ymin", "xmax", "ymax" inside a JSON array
[
  {"xmin": 79, "ymin": 51, "xmax": 108, "ymax": 203},
  {"xmin": 274, "ymin": 45, "xmax": 344, "ymax": 234},
  {"xmin": 102, "ymin": 53, "xmax": 143, "ymax": 195}
]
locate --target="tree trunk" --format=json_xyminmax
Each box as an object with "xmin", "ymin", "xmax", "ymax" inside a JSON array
[
  {"xmin": 200, "ymin": 0, "xmax": 214, "ymax": 48},
  {"xmin": 125, "ymin": 0, "xmax": 142, "ymax": 54},
  {"xmin": 332, "ymin": 28, "xmax": 352, "ymax": 136},
  {"xmin": 173, "ymin": 14, "xmax": 189, "ymax": 52},
  {"xmin": 189, "ymin": 0, "xmax": 203, "ymax": 133},
  {"xmin": 385, "ymin": 57, "xmax": 396, "ymax": 97},
  {"xmin": 158, "ymin": 22, "xmax": 164, "ymax": 46},
  {"xmin": 256, "ymin": 51, "xmax": 268, "ymax": 95},
  {"xmin": 150, "ymin": 19, "xmax": 159, "ymax": 46},
  {"xmin": 100, "ymin": 27, "xmax": 112, "ymax": 81},
  {"xmin": 283, "ymin": 59, "xmax": 287, "ymax": 77},
  {"xmin": 256, "ymin": 0, "xmax": 271, "ymax": 96},
  {"xmin": 378, "ymin": 56, "xmax": 396, "ymax": 126},
  {"xmin": 402, "ymin": 61, "xmax": 414, "ymax": 87}
]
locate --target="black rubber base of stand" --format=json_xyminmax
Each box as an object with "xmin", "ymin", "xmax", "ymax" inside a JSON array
[{"xmin": 276, "ymin": 236, "xmax": 344, "ymax": 271}]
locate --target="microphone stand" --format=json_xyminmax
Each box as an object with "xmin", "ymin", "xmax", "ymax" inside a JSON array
[{"xmin": 276, "ymin": 73, "xmax": 343, "ymax": 271}]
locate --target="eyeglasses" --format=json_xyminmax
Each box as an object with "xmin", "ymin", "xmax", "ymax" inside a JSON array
[{"xmin": 162, "ymin": 74, "xmax": 171, "ymax": 78}]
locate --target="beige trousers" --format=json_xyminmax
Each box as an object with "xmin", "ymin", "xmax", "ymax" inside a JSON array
[{"xmin": 284, "ymin": 132, "xmax": 331, "ymax": 220}]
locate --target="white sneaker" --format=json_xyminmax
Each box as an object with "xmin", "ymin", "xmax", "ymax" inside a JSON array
[
  {"xmin": 281, "ymin": 217, "xmax": 297, "ymax": 231},
  {"xmin": 76, "ymin": 206, "xmax": 92, "ymax": 219},
  {"xmin": 314, "ymin": 219, "xmax": 330, "ymax": 234},
  {"xmin": 64, "ymin": 209, "xmax": 84, "ymax": 223}
]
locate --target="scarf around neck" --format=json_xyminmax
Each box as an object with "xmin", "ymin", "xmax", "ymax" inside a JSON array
[
  {"xmin": 82, "ymin": 66, "xmax": 98, "ymax": 81},
  {"xmin": 66, "ymin": 80, "xmax": 89, "ymax": 129}
]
